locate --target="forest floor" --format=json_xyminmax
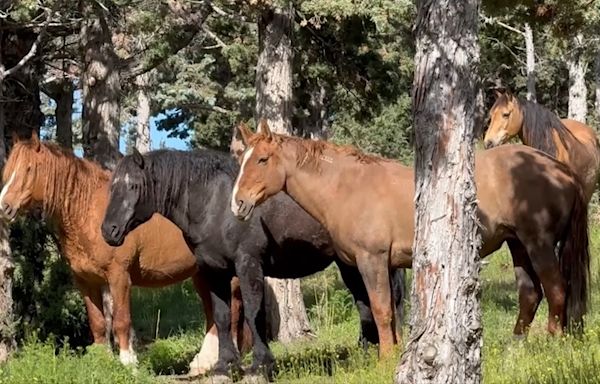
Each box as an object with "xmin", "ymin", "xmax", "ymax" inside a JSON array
[{"xmin": 3, "ymin": 226, "xmax": 600, "ymax": 383}]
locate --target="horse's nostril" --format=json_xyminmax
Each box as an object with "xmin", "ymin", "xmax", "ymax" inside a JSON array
[
  {"xmin": 237, "ymin": 199, "xmax": 244, "ymax": 207},
  {"xmin": 110, "ymin": 225, "xmax": 119, "ymax": 238}
]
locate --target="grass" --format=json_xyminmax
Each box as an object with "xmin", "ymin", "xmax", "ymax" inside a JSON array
[{"xmin": 4, "ymin": 227, "xmax": 600, "ymax": 383}]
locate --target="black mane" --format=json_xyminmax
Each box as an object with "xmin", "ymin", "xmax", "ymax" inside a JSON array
[
  {"xmin": 115, "ymin": 148, "xmax": 239, "ymax": 214},
  {"xmin": 518, "ymin": 98, "xmax": 576, "ymax": 158}
]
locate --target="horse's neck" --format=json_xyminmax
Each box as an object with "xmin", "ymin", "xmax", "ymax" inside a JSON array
[{"xmin": 282, "ymin": 148, "xmax": 352, "ymax": 227}]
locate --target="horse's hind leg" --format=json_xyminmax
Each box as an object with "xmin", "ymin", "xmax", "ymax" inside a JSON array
[
  {"xmin": 235, "ymin": 254, "xmax": 274, "ymax": 378},
  {"xmin": 524, "ymin": 240, "xmax": 566, "ymax": 335},
  {"xmin": 337, "ymin": 260, "xmax": 378, "ymax": 349},
  {"xmin": 74, "ymin": 277, "xmax": 107, "ymax": 345},
  {"xmin": 507, "ymin": 239, "xmax": 543, "ymax": 337},
  {"xmin": 356, "ymin": 253, "xmax": 396, "ymax": 358}
]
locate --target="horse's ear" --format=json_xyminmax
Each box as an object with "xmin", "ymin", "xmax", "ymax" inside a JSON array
[
  {"xmin": 132, "ymin": 148, "xmax": 145, "ymax": 169},
  {"xmin": 11, "ymin": 130, "xmax": 19, "ymax": 145},
  {"xmin": 30, "ymin": 130, "xmax": 41, "ymax": 152},
  {"xmin": 258, "ymin": 119, "xmax": 273, "ymax": 140},
  {"xmin": 231, "ymin": 124, "xmax": 250, "ymax": 159}
]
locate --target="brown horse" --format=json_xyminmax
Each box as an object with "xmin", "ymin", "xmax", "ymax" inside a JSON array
[
  {"xmin": 484, "ymin": 89, "xmax": 600, "ymax": 202},
  {"xmin": 0, "ymin": 133, "xmax": 250, "ymax": 375},
  {"xmin": 231, "ymin": 121, "xmax": 590, "ymax": 358}
]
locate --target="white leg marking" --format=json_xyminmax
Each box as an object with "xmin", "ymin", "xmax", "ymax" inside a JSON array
[
  {"xmin": 189, "ymin": 332, "xmax": 219, "ymax": 376},
  {"xmin": 119, "ymin": 348, "xmax": 138, "ymax": 366},
  {"xmin": 0, "ymin": 171, "xmax": 16, "ymax": 208},
  {"xmin": 231, "ymin": 147, "xmax": 254, "ymax": 215}
]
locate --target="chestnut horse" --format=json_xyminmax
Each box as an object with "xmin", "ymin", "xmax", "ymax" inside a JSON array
[
  {"xmin": 231, "ymin": 121, "xmax": 590, "ymax": 358},
  {"xmin": 0, "ymin": 134, "xmax": 249, "ymax": 375},
  {"xmin": 484, "ymin": 89, "xmax": 600, "ymax": 202}
]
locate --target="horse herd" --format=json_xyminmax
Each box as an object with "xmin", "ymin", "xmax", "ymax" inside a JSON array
[{"xmin": 0, "ymin": 89, "xmax": 599, "ymax": 382}]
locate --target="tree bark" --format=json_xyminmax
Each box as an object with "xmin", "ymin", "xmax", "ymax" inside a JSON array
[
  {"xmin": 567, "ymin": 33, "xmax": 588, "ymax": 123},
  {"xmin": 255, "ymin": 3, "xmax": 312, "ymax": 343},
  {"xmin": 524, "ymin": 23, "xmax": 536, "ymax": 102},
  {"xmin": 396, "ymin": 0, "xmax": 482, "ymax": 382},
  {"xmin": 80, "ymin": 0, "xmax": 122, "ymax": 170},
  {"xmin": 594, "ymin": 49, "xmax": 600, "ymax": 127},
  {"xmin": 134, "ymin": 72, "xmax": 151, "ymax": 153},
  {"xmin": 45, "ymin": 79, "xmax": 74, "ymax": 149}
]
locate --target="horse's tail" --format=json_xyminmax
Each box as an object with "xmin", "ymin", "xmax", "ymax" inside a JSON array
[
  {"xmin": 560, "ymin": 174, "xmax": 590, "ymax": 332},
  {"xmin": 390, "ymin": 268, "xmax": 406, "ymax": 330}
]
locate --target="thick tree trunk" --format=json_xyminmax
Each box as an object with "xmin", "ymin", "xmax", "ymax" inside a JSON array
[
  {"xmin": 396, "ymin": 0, "xmax": 482, "ymax": 382},
  {"xmin": 45, "ymin": 79, "xmax": 74, "ymax": 148},
  {"xmin": 80, "ymin": 1, "xmax": 122, "ymax": 170},
  {"xmin": 255, "ymin": 3, "xmax": 312, "ymax": 343},
  {"xmin": 524, "ymin": 23, "xmax": 536, "ymax": 102},
  {"xmin": 567, "ymin": 33, "xmax": 588, "ymax": 123},
  {"xmin": 134, "ymin": 72, "xmax": 151, "ymax": 153}
]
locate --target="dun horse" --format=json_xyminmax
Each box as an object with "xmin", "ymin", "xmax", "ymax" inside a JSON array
[
  {"xmin": 484, "ymin": 89, "xmax": 600, "ymax": 202},
  {"xmin": 0, "ymin": 133, "xmax": 249, "ymax": 375},
  {"xmin": 100, "ymin": 147, "xmax": 404, "ymax": 381},
  {"xmin": 231, "ymin": 121, "xmax": 590, "ymax": 358}
]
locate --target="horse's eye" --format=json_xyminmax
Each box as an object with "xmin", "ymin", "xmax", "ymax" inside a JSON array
[
  {"xmin": 502, "ymin": 112, "xmax": 511, "ymax": 118},
  {"xmin": 257, "ymin": 157, "xmax": 269, "ymax": 165}
]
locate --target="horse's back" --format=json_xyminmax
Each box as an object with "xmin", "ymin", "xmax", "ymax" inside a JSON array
[
  {"xmin": 475, "ymin": 145, "xmax": 579, "ymax": 253},
  {"xmin": 561, "ymin": 119, "xmax": 600, "ymax": 201}
]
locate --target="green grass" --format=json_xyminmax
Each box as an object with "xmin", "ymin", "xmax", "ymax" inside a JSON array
[{"xmin": 4, "ymin": 226, "xmax": 600, "ymax": 383}]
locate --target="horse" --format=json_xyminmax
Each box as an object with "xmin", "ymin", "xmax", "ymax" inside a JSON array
[
  {"xmin": 100, "ymin": 147, "xmax": 405, "ymax": 381},
  {"xmin": 483, "ymin": 89, "xmax": 600, "ymax": 202},
  {"xmin": 0, "ymin": 133, "xmax": 251, "ymax": 375},
  {"xmin": 231, "ymin": 120, "xmax": 590, "ymax": 359}
]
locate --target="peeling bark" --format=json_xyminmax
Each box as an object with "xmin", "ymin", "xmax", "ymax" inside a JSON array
[
  {"xmin": 134, "ymin": 72, "xmax": 151, "ymax": 153},
  {"xmin": 567, "ymin": 33, "xmax": 588, "ymax": 123},
  {"xmin": 255, "ymin": 3, "xmax": 312, "ymax": 342},
  {"xmin": 396, "ymin": 0, "xmax": 482, "ymax": 382}
]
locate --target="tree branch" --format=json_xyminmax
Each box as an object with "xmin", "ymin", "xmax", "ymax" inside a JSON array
[
  {"xmin": 2, "ymin": 7, "xmax": 52, "ymax": 79},
  {"xmin": 119, "ymin": 0, "xmax": 213, "ymax": 80},
  {"xmin": 480, "ymin": 13, "xmax": 524, "ymax": 36}
]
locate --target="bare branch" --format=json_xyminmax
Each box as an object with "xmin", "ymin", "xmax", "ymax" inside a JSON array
[
  {"xmin": 202, "ymin": 25, "xmax": 227, "ymax": 48},
  {"xmin": 2, "ymin": 7, "xmax": 52, "ymax": 79},
  {"xmin": 480, "ymin": 13, "xmax": 524, "ymax": 36},
  {"xmin": 180, "ymin": 103, "xmax": 233, "ymax": 114}
]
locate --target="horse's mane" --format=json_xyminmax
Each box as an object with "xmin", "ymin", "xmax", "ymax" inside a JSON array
[
  {"xmin": 114, "ymin": 148, "xmax": 239, "ymax": 213},
  {"xmin": 4, "ymin": 141, "xmax": 110, "ymax": 219},
  {"xmin": 248, "ymin": 133, "xmax": 383, "ymax": 171},
  {"xmin": 512, "ymin": 97, "xmax": 577, "ymax": 158}
]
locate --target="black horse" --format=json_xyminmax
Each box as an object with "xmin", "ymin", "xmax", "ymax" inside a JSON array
[{"xmin": 101, "ymin": 148, "xmax": 404, "ymax": 380}]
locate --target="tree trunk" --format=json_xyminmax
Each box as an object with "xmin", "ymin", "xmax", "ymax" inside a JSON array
[
  {"xmin": 594, "ymin": 49, "xmax": 600, "ymax": 127},
  {"xmin": 396, "ymin": 0, "xmax": 482, "ymax": 382},
  {"xmin": 80, "ymin": 0, "xmax": 122, "ymax": 170},
  {"xmin": 524, "ymin": 23, "xmax": 536, "ymax": 102},
  {"xmin": 45, "ymin": 79, "xmax": 74, "ymax": 149},
  {"xmin": 567, "ymin": 33, "xmax": 588, "ymax": 123},
  {"xmin": 300, "ymin": 81, "xmax": 328, "ymax": 139},
  {"xmin": 255, "ymin": 3, "xmax": 312, "ymax": 343},
  {"xmin": 134, "ymin": 72, "xmax": 151, "ymax": 153}
]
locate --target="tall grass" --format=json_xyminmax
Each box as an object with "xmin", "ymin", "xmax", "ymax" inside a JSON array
[{"xmin": 4, "ymin": 226, "xmax": 600, "ymax": 383}]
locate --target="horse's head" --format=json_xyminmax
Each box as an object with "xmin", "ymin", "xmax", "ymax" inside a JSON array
[
  {"xmin": 0, "ymin": 132, "xmax": 44, "ymax": 221},
  {"xmin": 484, "ymin": 89, "xmax": 523, "ymax": 149},
  {"xmin": 101, "ymin": 149, "xmax": 153, "ymax": 246},
  {"xmin": 231, "ymin": 120, "xmax": 286, "ymax": 221}
]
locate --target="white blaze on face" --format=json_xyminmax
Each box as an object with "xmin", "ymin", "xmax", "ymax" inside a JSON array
[
  {"xmin": 231, "ymin": 146, "xmax": 254, "ymax": 215},
  {"xmin": 0, "ymin": 171, "xmax": 16, "ymax": 209}
]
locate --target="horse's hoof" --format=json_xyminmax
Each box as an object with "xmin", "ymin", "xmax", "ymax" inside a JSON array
[
  {"xmin": 200, "ymin": 375, "xmax": 234, "ymax": 384},
  {"xmin": 239, "ymin": 374, "xmax": 270, "ymax": 384},
  {"xmin": 512, "ymin": 334, "xmax": 527, "ymax": 342}
]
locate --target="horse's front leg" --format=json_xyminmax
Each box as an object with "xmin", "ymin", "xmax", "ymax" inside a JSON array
[
  {"xmin": 235, "ymin": 253, "xmax": 274, "ymax": 379},
  {"xmin": 107, "ymin": 268, "xmax": 137, "ymax": 366}
]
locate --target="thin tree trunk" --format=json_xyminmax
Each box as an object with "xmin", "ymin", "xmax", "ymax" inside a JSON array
[
  {"xmin": 396, "ymin": 0, "xmax": 482, "ymax": 382},
  {"xmin": 80, "ymin": 0, "xmax": 122, "ymax": 170},
  {"xmin": 134, "ymin": 72, "xmax": 151, "ymax": 153},
  {"xmin": 596, "ymin": 50, "xmax": 600, "ymax": 127},
  {"xmin": 567, "ymin": 33, "xmax": 588, "ymax": 123},
  {"xmin": 255, "ymin": 2, "xmax": 312, "ymax": 343},
  {"xmin": 524, "ymin": 23, "xmax": 536, "ymax": 102},
  {"xmin": 46, "ymin": 79, "xmax": 74, "ymax": 149},
  {"xmin": 301, "ymin": 82, "xmax": 328, "ymax": 139}
]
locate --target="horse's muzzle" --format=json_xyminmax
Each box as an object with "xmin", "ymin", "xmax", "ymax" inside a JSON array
[
  {"xmin": 232, "ymin": 200, "xmax": 255, "ymax": 221},
  {"xmin": 1, "ymin": 203, "xmax": 17, "ymax": 222},
  {"xmin": 101, "ymin": 222, "xmax": 125, "ymax": 246}
]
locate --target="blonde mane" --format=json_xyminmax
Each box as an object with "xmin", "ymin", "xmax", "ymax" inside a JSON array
[
  {"xmin": 4, "ymin": 141, "xmax": 110, "ymax": 220},
  {"xmin": 248, "ymin": 133, "xmax": 384, "ymax": 170}
]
